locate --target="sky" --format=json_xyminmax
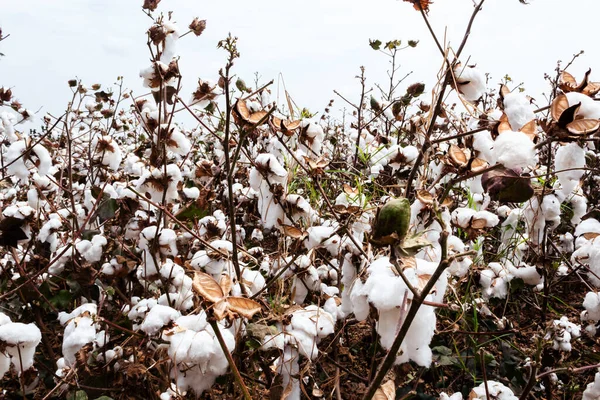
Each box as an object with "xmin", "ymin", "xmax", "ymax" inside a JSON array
[{"xmin": 1, "ymin": 0, "xmax": 599, "ymax": 124}]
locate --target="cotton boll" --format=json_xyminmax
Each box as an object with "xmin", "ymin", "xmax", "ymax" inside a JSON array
[
  {"xmin": 480, "ymin": 263, "xmax": 512, "ymax": 299},
  {"xmin": 566, "ymin": 92, "xmax": 600, "ymax": 119},
  {"xmin": 493, "ymin": 131, "xmax": 536, "ymax": 169},
  {"xmin": 555, "ymin": 143, "xmax": 585, "ymax": 195},
  {"xmin": 0, "ymin": 322, "xmax": 41, "ymax": 373},
  {"xmin": 454, "ymin": 65, "xmax": 486, "ymax": 101},
  {"xmin": 503, "ymin": 92, "xmax": 535, "ymax": 131},
  {"xmin": 439, "ymin": 393, "xmax": 463, "ymax": 400},
  {"xmin": 469, "ymin": 380, "xmax": 517, "ymax": 399},
  {"xmin": 583, "ymin": 370, "xmax": 600, "ymax": 400},
  {"xmin": 545, "ymin": 316, "xmax": 581, "ymax": 352},
  {"xmin": 473, "ymin": 130, "xmax": 494, "ymax": 163}
]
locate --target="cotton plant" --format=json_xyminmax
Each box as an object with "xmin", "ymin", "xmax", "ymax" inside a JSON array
[
  {"xmin": 581, "ymin": 292, "xmax": 600, "ymax": 336},
  {"xmin": 57, "ymin": 304, "xmax": 108, "ymax": 368}
]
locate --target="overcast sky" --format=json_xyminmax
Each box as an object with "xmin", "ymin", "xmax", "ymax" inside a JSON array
[{"xmin": 1, "ymin": 0, "xmax": 598, "ymax": 123}]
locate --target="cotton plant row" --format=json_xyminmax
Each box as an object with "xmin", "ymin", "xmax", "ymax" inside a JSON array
[{"xmin": 1, "ymin": 3, "xmax": 600, "ymax": 399}]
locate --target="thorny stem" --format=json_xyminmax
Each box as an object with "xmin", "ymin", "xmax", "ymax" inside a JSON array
[
  {"xmin": 208, "ymin": 318, "xmax": 252, "ymax": 400},
  {"xmin": 361, "ymin": 231, "xmax": 449, "ymax": 400}
]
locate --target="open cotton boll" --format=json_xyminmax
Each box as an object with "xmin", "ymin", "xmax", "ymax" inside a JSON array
[
  {"xmin": 493, "ymin": 131, "xmax": 536, "ymax": 169},
  {"xmin": 545, "ymin": 316, "xmax": 581, "ymax": 352},
  {"xmin": 439, "ymin": 393, "xmax": 463, "ymax": 400},
  {"xmin": 61, "ymin": 313, "xmax": 97, "ymax": 366},
  {"xmin": 451, "ymin": 208, "xmax": 499, "ymax": 229},
  {"xmin": 140, "ymin": 305, "xmax": 180, "ymax": 335},
  {"xmin": 555, "ymin": 143, "xmax": 585, "ymax": 195},
  {"xmin": 566, "ymin": 92, "xmax": 600, "ymax": 119},
  {"xmin": 469, "ymin": 381, "xmax": 517, "ymax": 399},
  {"xmin": 249, "ymin": 154, "xmax": 287, "ymax": 229},
  {"xmin": 304, "ymin": 225, "xmax": 337, "ymax": 250},
  {"xmin": 503, "ymin": 92, "xmax": 535, "ymax": 131},
  {"xmin": 575, "ymin": 218, "xmax": 600, "ymax": 238},
  {"xmin": 0, "ymin": 322, "xmax": 41, "ymax": 373},
  {"xmin": 571, "ymin": 239, "xmax": 600, "ymax": 286},
  {"xmin": 92, "ymin": 135, "xmax": 122, "ymax": 170},
  {"xmin": 75, "ymin": 235, "xmax": 107, "ymax": 263},
  {"xmin": 0, "ymin": 112, "xmax": 18, "ymax": 142},
  {"xmin": 454, "ymin": 64, "xmax": 486, "ymax": 101},
  {"xmin": 480, "ymin": 263, "xmax": 512, "ymax": 299},
  {"xmin": 473, "ymin": 130, "xmax": 494, "ymax": 163},
  {"xmin": 583, "ymin": 370, "xmax": 600, "ymax": 400},
  {"xmin": 5, "ymin": 140, "xmax": 52, "ymax": 181},
  {"xmin": 582, "ymin": 292, "xmax": 600, "ymax": 336}
]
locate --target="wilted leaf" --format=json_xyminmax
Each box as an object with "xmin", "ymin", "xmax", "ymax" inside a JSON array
[
  {"xmin": 280, "ymin": 223, "xmax": 307, "ymax": 239},
  {"xmin": 481, "ymin": 167, "xmax": 534, "ymax": 203},
  {"xmin": 227, "ymin": 297, "xmax": 262, "ymax": 319},
  {"xmin": 193, "ymin": 271, "xmax": 224, "ymax": 303},
  {"xmin": 374, "ymin": 380, "xmax": 396, "ymax": 400},
  {"xmin": 369, "ymin": 39, "xmax": 382, "ymax": 50},
  {"xmin": 219, "ymin": 274, "xmax": 232, "ymax": 296},
  {"xmin": 404, "ymin": 0, "xmax": 433, "ymax": 11},
  {"xmin": 398, "ymin": 232, "xmax": 431, "ymax": 256}
]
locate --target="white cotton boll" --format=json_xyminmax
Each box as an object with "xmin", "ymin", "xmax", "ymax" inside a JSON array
[
  {"xmin": 59, "ymin": 303, "xmax": 98, "ymax": 325},
  {"xmin": 165, "ymin": 126, "xmax": 191, "ymax": 156},
  {"xmin": 583, "ymin": 371, "xmax": 600, "ymax": 400},
  {"xmin": 62, "ymin": 315, "xmax": 97, "ymax": 366},
  {"xmin": 509, "ymin": 264, "xmax": 543, "ymax": 286},
  {"xmin": 555, "ymin": 143, "xmax": 585, "ymax": 195},
  {"xmin": 183, "ymin": 186, "xmax": 200, "ymax": 199},
  {"xmin": 76, "ymin": 235, "xmax": 107, "ymax": 263},
  {"xmin": 545, "ymin": 316, "xmax": 581, "ymax": 352},
  {"xmin": 493, "ymin": 131, "xmax": 536, "ymax": 169},
  {"xmin": 0, "ymin": 322, "xmax": 41, "ymax": 373},
  {"xmin": 140, "ymin": 305, "xmax": 180, "ymax": 335},
  {"xmin": 480, "ymin": 263, "xmax": 512, "ymax": 299},
  {"xmin": 575, "ymin": 219, "xmax": 600, "ymax": 238},
  {"xmin": 572, "ymin": 240, "xmax": 600, "ymax": 286},
  {"xmin": 305, "ymin": 225, "xmax": 337, "ymax": 250},
  {"xmin": 241, "ymin": 268, "xmax": 265, "ymax": 295},
  {"xmin": 0, "ymin": 112, "xmax": 18, "ymax": 142},
  {"xmin": 503, "ymin": 92, "xmax": 535, "ymax": 131},
  {"xmin": 439, "ymin": 393, "xmax": 463, "ymax": 400},
  {"xmin": 473, "ymin": 130, "xmax": 494, "ymax": 163},
  {"xmin": 469, "ymin": 381, "xmax": 517, "ymax": 399},
  {"xmin": 402, "ymin": 145, "xmax": 419, "ymax": 163},
  {"xmin": 541, "ymin": 195, "xmax": 561, "ymax": 229},
  {"xmin": 566, "ymin": 92, "xmax": 600, "ymax": 119},
  {"xmin": 454, "ymin": 65, "xmax": 486, "ymax": 101},
  {"xmin": 158, "ymin": 229, "xmax": 178, "ymax": 256}
]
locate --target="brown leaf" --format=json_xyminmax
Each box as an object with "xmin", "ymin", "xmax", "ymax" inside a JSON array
[
  {"xmin": 227, "ymin": 297, "xmax": 262, "ymax": 319},
  {"xmin": 219, "ymin": 274, "xmax": 232, "ymax": 296},
  {"xmin": 470, "ymin": 157, "xmax": 488, "ymax": 173},
  {"xmin": 192, "ymin": 271, "xmax": 224, "ymax": 303},
  {"xmin": 248, "ymin": 110, "xmax": 268, "ymax": 124},
  {"xmin": 280, "ymin": 223, "xmax": 307, "ymax": 239},
  {"xmin": 404, "ymin": 0, "xmax": 432, "ymax": 12},
  {"xmin": 374, "ymin": 380, "xmax": 396, "ymax": 400}
]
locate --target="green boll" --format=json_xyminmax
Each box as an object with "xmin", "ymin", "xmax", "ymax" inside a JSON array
[{"xmin": 372, "ymin": 197, "xmax": 411, "ymax": 245}]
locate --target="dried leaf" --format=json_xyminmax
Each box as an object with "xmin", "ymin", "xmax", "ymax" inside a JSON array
[
  {"xmin": 227, "ymin": 297, "xmax": 262, "ymax": 319},
  {"xmin": 404, "ymin": 0, "xmax": 432, "ymax": 12},
  {"xmin": 470, "ymin": 158, "xmax": 488, "ymax": 173},
  {"xmin": 192, "ymin": 271, "xmax": 224, "ymax": 303},
  {"xmin": 374, "ymin": 380, "xmax": 396, "ymax": 400},
  {"xmin": 280, "ymin": 224, "xmax": 307, "ymax": 239},
  {"xmin": 415, "ymin": 189, "xmax": 434, "ymax": 204},
  {"xmin": 520, "ymin": 119, "xmax": 537, "ymax": 140},
  {"xmin": 219, "ymin": 274, "xmax": 232, "ymax": 296}
]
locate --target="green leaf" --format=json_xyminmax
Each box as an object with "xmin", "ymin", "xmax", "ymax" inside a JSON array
[
  {"xmin": 67, "ymin": 391, "xmax": 88, "ymax": 400},
  {"xmin": 50, "ymin": 290, "xmax": 73, "ymax": 309},
  {"xmin": 369, "ymin": 39, "xmax": 382, "ymax": 50},
  {"xmin": 175, "ymin": 203, "xmax": 209, "ymax": 222},
  {"xmin": 385, "ymin": 40, "xmax": 401, "ymax": 50},
  {"xmin": 398, "ymin": 232, "xmax": 431, "ymax": 256}
]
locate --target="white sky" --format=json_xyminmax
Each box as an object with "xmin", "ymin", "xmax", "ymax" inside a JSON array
[{"xmin": 0, "ymin": 0, "xmax": 598, "ymax": 122}]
